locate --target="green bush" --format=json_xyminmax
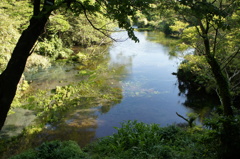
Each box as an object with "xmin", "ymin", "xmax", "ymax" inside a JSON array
[
  {"xmin": 10, "ymin": 140, "xmax": 87, "ymax": 159},
  {"xmin": 37, "ymin": 37, "xmax": 73, "ymax": 60},
  {"xmin": 86, "ymin": 121, "xmax": 213, "ymax": 159},
  {"xmin": 204, "ymin": 112, "xmax": 240, "ymax": 158}
]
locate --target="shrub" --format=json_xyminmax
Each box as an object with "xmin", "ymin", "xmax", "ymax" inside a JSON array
[
  {"xmin": 26, "ymin": 53, "xmax": 51, "ymax": 71},
  {"xmin": 86, "ymin": 121, "xmax": 213, "ymax": 159},
  {"xmin": 10, "ymin": 140, "xmax": 88, "ymax": 159},
  {"xmin": 37, "ymin": 37, "xmax": 73, "ymax": 60}
]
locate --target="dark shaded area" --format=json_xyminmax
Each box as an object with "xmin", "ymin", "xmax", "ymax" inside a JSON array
[{"xmin": 175, "ymin": 68, "xmax": 220, "ymax": 117}]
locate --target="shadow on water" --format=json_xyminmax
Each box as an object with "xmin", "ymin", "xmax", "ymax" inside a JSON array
[{"xmin": 177, "ymin": 81, "xmax": 220, "ymax": 122}]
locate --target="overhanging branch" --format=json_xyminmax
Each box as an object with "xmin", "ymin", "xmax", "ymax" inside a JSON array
[{"xmin": 79, "ymin": 2, "xmax": 119, "ymax": 42}]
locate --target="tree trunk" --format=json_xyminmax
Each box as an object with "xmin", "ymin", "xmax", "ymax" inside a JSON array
[
  {"xmin": 202, "ymin": 29, "xmax": 235, "ymax": 159},
  {"xmin": 0, "ymin": 0, "xmax": 54, "ymax": 130},
  {"xmin": 203, "ymin": 37, "xmax": 233, "ymax": 116}
]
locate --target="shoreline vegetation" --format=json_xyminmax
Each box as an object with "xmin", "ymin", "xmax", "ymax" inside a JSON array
[
  {"xmin": 9, "ymin": 121, "xmax": 215, "ymax": 159},
  {"xmin": 1, "ymin": 0, "xmax": 240, "ymax": 158}
]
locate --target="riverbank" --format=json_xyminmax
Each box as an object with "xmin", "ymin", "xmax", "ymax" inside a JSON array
[
  {"xmin": 8, "ymin": 121, "xmax": 216, "ymax": 159},
  {"xmin": 0, "ymin": 31, "xmax": 217, "ymax": 158}
]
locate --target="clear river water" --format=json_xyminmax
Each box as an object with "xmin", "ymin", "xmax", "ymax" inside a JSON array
[
  {"xmin": 94, "ymin": 31, "xmax": 191, "ymax": 137},
  {"xmin": 2, "ymin": 31, "xmax": 199, "ymax": 147}
]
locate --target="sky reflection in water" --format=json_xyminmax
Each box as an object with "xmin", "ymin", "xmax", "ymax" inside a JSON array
[
  {"xmin": 94, "ymin": 31, "xmax": 192, "ymax": 138},
  {"xmin": 1, "ymin": 31, "xmax": 193, "ymax": 146}
]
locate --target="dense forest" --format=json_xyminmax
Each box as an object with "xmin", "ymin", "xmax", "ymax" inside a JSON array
[{"xmin": 1, "ymin": 0, "xmax": 240, "ymax": 158}]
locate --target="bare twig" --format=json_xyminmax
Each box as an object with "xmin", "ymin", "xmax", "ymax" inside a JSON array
[{"xmin": 221, "ymin": 48, "xmax": 240, "ymax": 70}]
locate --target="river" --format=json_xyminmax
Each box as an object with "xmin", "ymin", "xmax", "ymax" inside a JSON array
[
  {"xmin": 1, "ymin": 31, "xmax": 195, "ymax": 147},
  {"xmin": 95, "ymin": 31, "xmax": 191, "ymax": 138}
]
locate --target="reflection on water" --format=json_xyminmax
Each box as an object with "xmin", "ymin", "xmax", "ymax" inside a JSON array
[
  {"xmin": 0, "ymin": 108, "xmax": 36, "ymax": 138},
  {"xmin": 95, "ymin": 31, "xmax": 192, "ymax": 138},
  {"xmin": 2, "ymin": 31, "xmax": 194, "ymax": 148},
  {"xmin": 39, "ymin": 107, "xmax": 99, "ymax": 147},
  {"xmin": 25, "ymin": 64, "xmax": 81, "ymax": 90}
]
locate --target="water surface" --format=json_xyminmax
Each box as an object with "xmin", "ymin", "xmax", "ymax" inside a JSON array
[
  {"xmin": 1, "ymin": 31, "xmax": 193, "ymax": 146},
  {"xmin": 94, "ymin": 31, "xmax": 191, "ymax": 138}
]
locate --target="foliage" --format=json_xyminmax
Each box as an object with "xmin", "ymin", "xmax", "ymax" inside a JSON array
[
  {"xmin": 10, "ymin": 140, "xmax": 87, "ymax": 159},
  {"xmin": 152, "ymin": 0, "xmax": 240, "ymax": 112},
  {"xmin": 5, "ymin": 118, "xmax": 240, "ymax": 159},
  {"xmin": 169, "ymin": 20, "xmax": 188, "ymax": 37},
  {"xmin": 0, "ymin": 0, "xmax": 33, "ymax": 72},
  {"xmin": 3, "ymin": 119, "xmax": 240, "ymax": 159},
  {"xmin": 204, "ymin": 112, "xmax": 240, "ymax": 158},
  {"xmin": 47, "ymin": 14, "xmax": 71, "ymax": 35},
  {"xmin": 20, "ymin": 58, "xmax": 122, "ymax": 123},
  {"xmin": 0, "ymin": 4, "xmax": 19, "ymax": 72},
  {"xmin": 11, "ymin": 78, "xmax": 30, "ymax": 108},
  {"xmin": 0, "ymin": 0, "xmax": 31, "ymax": 31},
  {"xmin": 37, "ymin": 36, "xmax": 73, "ymax": 60},
  {"xmin": 177, "ymin": 54, "xmax": 216, "ymax": 93},
  {"xmin": 25, "ymin": 53, "xmax": 51, "ymax": 71},
  {"xmin": 60, "ymin": 13, "xmax": 114, "ymax": 47},
  {"xmin": 87, "ymin": 121, "xmax": 212, "ymax": 159}
]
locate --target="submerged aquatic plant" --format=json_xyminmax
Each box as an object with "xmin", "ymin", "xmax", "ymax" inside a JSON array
[{"xmin": 122, "ymin": 81, "xmax": 161, "ymax": 97}]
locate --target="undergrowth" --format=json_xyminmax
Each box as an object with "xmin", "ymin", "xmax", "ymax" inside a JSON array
[
  {"xmin": 86, "ymin": 121, "xmax": 214, "ymax": 159},
  {"xmin": 6, "ymin": 120, "xmax": 236, "ymax": 159}
]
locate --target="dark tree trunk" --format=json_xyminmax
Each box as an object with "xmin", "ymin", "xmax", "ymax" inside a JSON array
[
  {"xmin": 202, "ymin": 25, "xmax": 235, "ymax": 159},
  {"xmin": 199, "ymin": 19, "xmax": 233, "ymax": 117},
  {"xmin": 203, "ymin": 38, "xmax": 233, "ymax": 116},
  {"xmin": 0, "ymin": 0, "xmax": 54, "ymax": 130}
]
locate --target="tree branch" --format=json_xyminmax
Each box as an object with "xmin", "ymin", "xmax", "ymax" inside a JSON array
[
  {"xmin": 78, "ymin": 2, "xmax": 123, "ymax": 42},
  {"xmin": 229, "ymin": 70, "xmax": 240, "ymax": 82},
  {"xmin": 176, "ymin": 112, "xmax": 188, "ymax": 122},
  {"xmin": 33, "ymin": 0, "xmax": 41, "ymax": 16},
  {"xmin": 212, "ymin": 27, "xmax": 219, "ymax": 56},
  {"xmin": 221, "ymin": 48, "xmax": 240, "ymax": 70}
]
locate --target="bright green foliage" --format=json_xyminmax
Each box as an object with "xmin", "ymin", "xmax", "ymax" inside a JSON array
[
  {"xmin": 37, "ymin": 36, "xmax": 73, "ymax": 59},
  {"xmin": 0, "ymin": 3, "xmax": 19, "ymax": 72},
  {"xmin": 150, "ymin": 0, "xmax": 240, "ymax": 102},
  {"xmin": 169, "ymin": 20, "xmax": 188, "ymax": 37},
  {"xmin": 0, "ymin": 0, "xmax": 32, "ymax": 30},
  {"xmin": 23, "ymin": 82, "xmax": 117, "ymax": 123},
  {"xmin": 87, "ymin": 121, "xmax": 213, "ymax": 159},
  {"xmin": 180, "ymin": 27, "xmax": 199, "ymax": 49},
  {"xmin": 21, "ymin": 60, "xmax": 122, "ymax": 123},
  {"xmin": 0, "ymin": 0, "xmax": 50, "ymax": 72},
  {"xmin": 4, "ymin": 119, "xmax": 240, "ymax": 159},
  {"xmin": 48, "ymin": 14, "xmax": 71, "ymax": 34},
  {"xmin": 61, "ymin": 13, "xmax": 114, "ymax": 47},
  {"xmin": 178, "ymin": 54, "xmax": 216, "ymax": 92},
  {"xmin": 10, "ymin": 140, "xmax": 87, "ymax": 159}
]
